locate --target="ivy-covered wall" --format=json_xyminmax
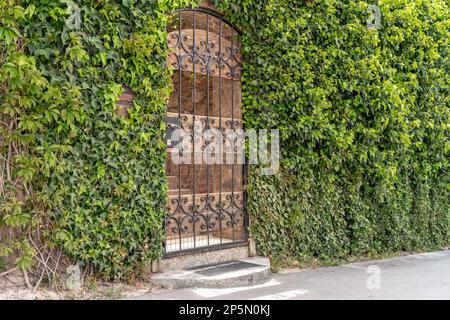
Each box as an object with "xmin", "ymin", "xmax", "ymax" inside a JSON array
[
  {"xmin": 218, "ymin": 0, "xmax": 449, "ymax": 263},
  {"xmin": 0, "ymin": 0, "xmax": 195, "ymax": 278},
  {"xmin": 1, "ymin": 0, "xmax": 448, "ymax": 279}
]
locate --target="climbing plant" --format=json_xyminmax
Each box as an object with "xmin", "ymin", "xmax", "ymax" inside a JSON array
[
  {"xmin": 0, "ymin": 0, "xmax": 448, "ymax": 282},
  {"xmin": 1, "ymin": 1, "xmax": 46, "ymax": 282}
]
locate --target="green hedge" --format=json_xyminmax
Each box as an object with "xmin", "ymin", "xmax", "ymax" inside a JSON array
[
  {"xmin": 1, "ymin": 0, "xmax": 448, "ymax": 278},
  {"xmin": 218, "ymin": 0, "xmax": 449, "ymax": 262}
]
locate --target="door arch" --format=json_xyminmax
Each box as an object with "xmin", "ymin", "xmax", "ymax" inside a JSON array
[{"xmin": 165, "ymin": 6, "xmax": 247, "ymax": 255}]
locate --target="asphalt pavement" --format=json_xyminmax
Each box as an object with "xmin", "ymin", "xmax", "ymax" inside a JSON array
[{"xmin": 131, "ymin": 250, "xmax": 450, "ymax": 300}]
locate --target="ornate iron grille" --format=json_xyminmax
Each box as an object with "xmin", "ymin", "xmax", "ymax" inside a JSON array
[{"xmin": 165, "ymin": 7, "xmax": 247, "ymax": 256}]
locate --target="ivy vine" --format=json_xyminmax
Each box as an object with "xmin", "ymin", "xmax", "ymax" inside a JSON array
[{"xmin": 0, "ymin": 0, "xmax": 448, "ymax": 282}]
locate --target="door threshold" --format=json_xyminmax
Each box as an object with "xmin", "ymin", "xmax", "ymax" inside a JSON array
[{"xmin": 153, "ymin": 244, "xmax": 250, "ymax": 273}]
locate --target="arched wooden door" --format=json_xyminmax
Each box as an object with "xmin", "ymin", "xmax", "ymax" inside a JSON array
[{"xmin": 165, "ymin": 6, "xmax": 247, "ymax": 255}]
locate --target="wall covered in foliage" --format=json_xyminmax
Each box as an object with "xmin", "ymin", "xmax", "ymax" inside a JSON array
[
  {"xmin": 0, "ymin": 0, "xmax": 195, "ymax": 279},
  {"xmin": 218, "ymin": 0, "xmax": 449, "ymax": 263},
  {"xmin": 1, "ymin": 0, "xmax": 448, "ymax": 280}
]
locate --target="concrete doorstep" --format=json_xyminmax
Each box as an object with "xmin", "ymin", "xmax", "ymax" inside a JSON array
[{"xmin": 151, "ymin": 257, "xmax": 270, "ymax": 289}]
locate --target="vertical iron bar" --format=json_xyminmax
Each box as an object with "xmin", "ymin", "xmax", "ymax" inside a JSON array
[
  {"xmin": 231, "ymin": 28, "xmax": 235, "ymax": 242},
  {"xmin": 206, "ymin": 13, "xmax": 210, "ymax": 248},
  {"xmin": 243, "ymin": 160, "xmax": 249, "ymax": 238},
  {"xmin": 192, "ymin": 10, "xmax": 197, "ymax": 249}
]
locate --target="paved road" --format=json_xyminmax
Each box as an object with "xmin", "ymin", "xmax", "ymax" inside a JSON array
[{"xmin": 132, "ymin": 250, "xmax": 450, "ymax": 300}]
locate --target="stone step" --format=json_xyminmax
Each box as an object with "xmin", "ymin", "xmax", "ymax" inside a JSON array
[{"xmin": 151, "ymin": 257, "xmax": 270, "ymax": 289}]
